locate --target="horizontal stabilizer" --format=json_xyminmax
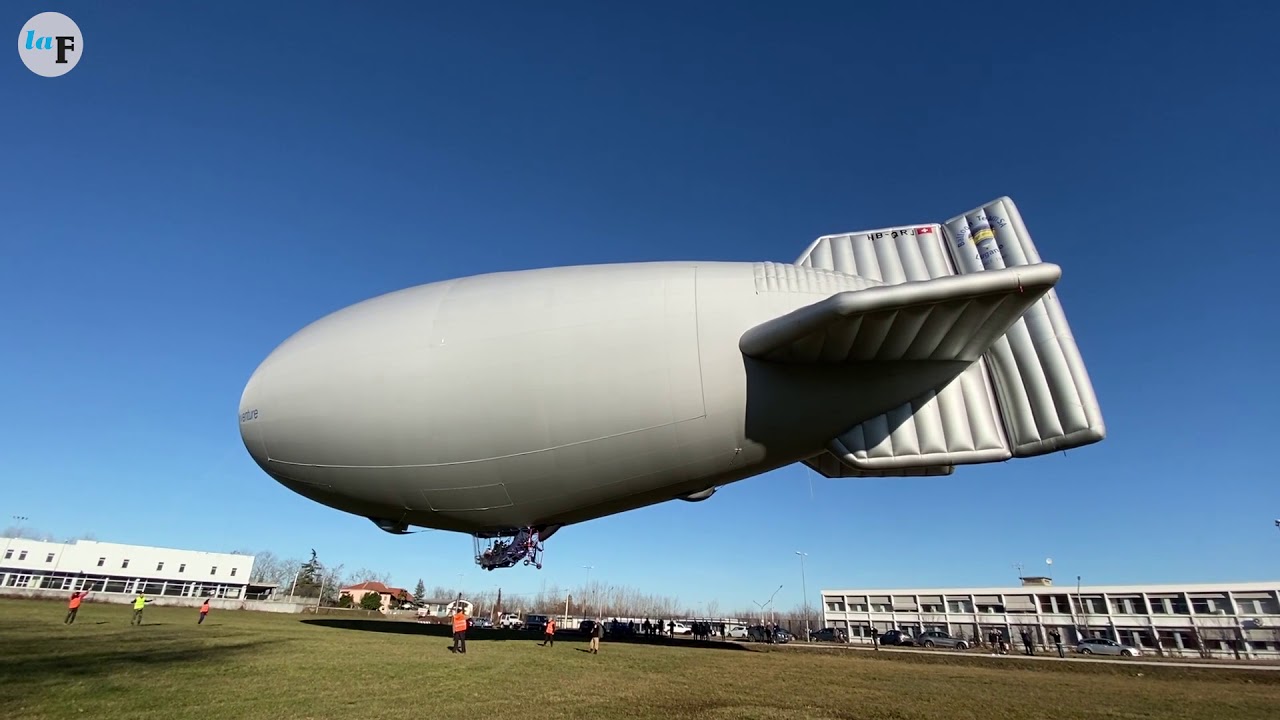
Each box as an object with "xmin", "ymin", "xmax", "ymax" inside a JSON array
[
  {"xmin": 739, "ymin": 264, "xmax": 1060, "ymax": 364},
  {"xmin": 795, "ymin": 196, "xmax": 1106, "ymax": 478}
]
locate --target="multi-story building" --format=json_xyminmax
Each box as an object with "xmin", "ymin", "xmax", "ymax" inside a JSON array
[
  {"xmin": 0, "ymin": 537, "xmax": 259, "ymax": 601},
  {"xmin": 820, "ymin": 577, "xmax": 1280, "ymax": 659}
]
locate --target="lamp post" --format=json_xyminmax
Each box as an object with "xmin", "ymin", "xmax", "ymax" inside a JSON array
[
  {"xmin": 796, "ymin": 551, "xmax": 810, "ymax": 640},
  {"xmin": 3, "ymin": 515, "xmax": 30, "ymax": 559},
  {"xmin": 754, "ymin": 584, "xmax": 783, "ymax": 624}
]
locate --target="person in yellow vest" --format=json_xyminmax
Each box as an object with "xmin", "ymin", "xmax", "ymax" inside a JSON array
[
  {"xmin": 452, "ymin": 607, "xmax": 468, "ymax": 653},
  {"xmin": 130, "ymin": 593, "xmax": 151, "ymax": 625},
  {"xmin": 198, "ymin": 598, "xmax": 211, "ymax": 624},
  {"xmin": 540, "ymin": 617, "xmax": 557, "ymax": 647}
]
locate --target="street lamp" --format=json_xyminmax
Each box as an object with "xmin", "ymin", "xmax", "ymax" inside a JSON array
[
  {"xmin": 754, "ymin": 583, "xmax": 783, "ymax": 624},
  {"xmin": 2, "ymin": 515, "xmax": 30, "ymax": 561},
  {"xmin": 796, "ymin": 551, "xmax": 809, "ymax": 640}
]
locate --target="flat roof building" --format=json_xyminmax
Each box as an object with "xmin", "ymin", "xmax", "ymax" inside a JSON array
[
  {"xmin": 820, "ymin": 579, "xmax": 1280, "ymax": 660},
  {"xmin": 0, "ymin": 537, "xmax": 259, "ymax": 601}
]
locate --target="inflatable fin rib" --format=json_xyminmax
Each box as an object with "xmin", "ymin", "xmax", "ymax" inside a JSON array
[{"xmin": 792, "ymin": 196, "xmax": 1106, "ymax": 477}]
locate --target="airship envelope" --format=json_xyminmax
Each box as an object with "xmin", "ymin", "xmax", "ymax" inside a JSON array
[{"xmin": 240, "ymin": 196, "xmax": 1104, "ymax": 569}]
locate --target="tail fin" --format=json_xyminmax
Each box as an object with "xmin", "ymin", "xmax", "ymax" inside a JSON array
[{"xmin": 794, "ymin": 196, "xmax": 1105, "ymax": 477}]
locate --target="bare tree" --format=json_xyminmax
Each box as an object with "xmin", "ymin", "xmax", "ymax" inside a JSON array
[{"xmin": 345, "ymin": 568, "xmax": 393, "ymax": 586}]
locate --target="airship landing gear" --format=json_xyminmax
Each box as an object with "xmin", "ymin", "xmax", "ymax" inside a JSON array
[{"xmin": 474, "ymin": 527, "xmax": 544, "ymax": 571}]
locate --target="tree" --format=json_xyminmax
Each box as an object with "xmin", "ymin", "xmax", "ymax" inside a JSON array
[
  {"xmin": 360, "ymin": 591, "xmax": 384, "ymax": 612},
  {"xmin": 347, "ymin": 567, "xmax": 392, "ymax": 586},
  {"xmin": 338, "ymin": 594, "xmax": 353, "ymax": 608},
  {"xmin": 414, "ymin": 579, "xmax": 426, "ymax": 604}
]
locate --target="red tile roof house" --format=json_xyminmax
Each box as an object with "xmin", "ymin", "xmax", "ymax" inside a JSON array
[{"xmin": 338, "ymin": 581, "xmax": 411, "ymax": 613}]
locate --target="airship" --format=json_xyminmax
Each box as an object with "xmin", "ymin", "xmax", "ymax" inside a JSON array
[{"xmin": 239, "ymin": 197, "xmax": 1105, "ymax": 570}]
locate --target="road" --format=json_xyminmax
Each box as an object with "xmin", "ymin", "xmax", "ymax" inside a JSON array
[{"xmin": 774, "ymin": 640, "xmax": 1280, "ymax": 671}]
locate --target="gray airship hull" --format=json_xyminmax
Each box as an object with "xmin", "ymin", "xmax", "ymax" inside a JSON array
[{"xmin": 240, "ymin": 197, "xmax": 1104, "ymax": 537}]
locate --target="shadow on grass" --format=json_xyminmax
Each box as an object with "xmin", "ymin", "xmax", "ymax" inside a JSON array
[
  {"xmin": 301, "ymin": 619, "xmax": 754, "ymax": 652},
  {"xmin": 0, "ymin": 637, "xmax": 280, "ymax": 703}
]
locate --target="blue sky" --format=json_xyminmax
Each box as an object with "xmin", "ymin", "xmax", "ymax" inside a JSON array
[{"xmin": 3, "ymin": 1, "xmax": 1278, "ymax": 612}]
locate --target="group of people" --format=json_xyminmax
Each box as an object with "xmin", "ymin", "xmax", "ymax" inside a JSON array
[
  {"xmin": 62, "ymin": 590, "xmax": 212, "ymax": 626},
  {"xmin": 986, "ymin": 627, "xmax": 1067, "ymax": 658},
  {"xmin": 449, "ymin": 609, "xmax": 605, "ymax": 655}
]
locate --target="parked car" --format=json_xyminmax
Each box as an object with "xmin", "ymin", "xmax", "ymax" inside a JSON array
[
  {"xmin": 727, "ymin": 624, "xmax": 749, "ymax": 639},
  {"xmin": 470, "ymin": 617, "xmax": 493, "ymax": 629},
  {"xmin": 809, "ymin": 627, "xmax": 848, "ymax": 643},
  {"xmin": 1077, "ymin": 637, "xmax": 1141, "ymax": 657},
  {"xmin": 523, "ymin": 614, "xmax": 550, "ymax": 632},
  {"xmin": 878, "ymin": 629, "xmax": 914, "ymax": 646},
  {"xmin": 747, "ymin": 625, "xmax": 791, "ymax": 643},
  {"xmin": 914, "ymin": 630, "xmax": 969, "ymax": 649},
  {"xmin": 668, "ymin": 621, "xmax": 691, "ymax": 635}
]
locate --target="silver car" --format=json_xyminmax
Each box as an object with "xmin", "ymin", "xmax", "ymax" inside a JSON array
[
  {"xmin": 914, "ymin": 630, "xmax": 970, "ymax": 649},
  {"xmin": 1076, "ymin": 637, "xmax": 1141, "ymax": 657}
]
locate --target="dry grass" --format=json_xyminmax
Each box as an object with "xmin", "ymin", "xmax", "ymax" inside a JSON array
[{"xmin": 2, "ymin": 598, "xmax": 1278, "ymax": 719}]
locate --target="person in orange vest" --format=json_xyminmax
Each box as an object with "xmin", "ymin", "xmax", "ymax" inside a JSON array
[
  {"xmin": 64, "ymin": 589, "xmax": 90, "ymax": 624},
  {"xmin": 540, "ymin": 617, "xmax": 557, "ymax": 647},
  {"xmin": 198, "ymin": 597, "xmax": 211, "ymax": 624},
  {"xmin": 451, "ymin": 607, "xmax": 468, "ymax": 654}
]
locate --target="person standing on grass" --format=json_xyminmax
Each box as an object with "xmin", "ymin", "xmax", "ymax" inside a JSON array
[
  {"xmin": 131, "ymin": 593, "xmax": 151, "ymax": 625},
  {"xmin": 540, "ymin": 617, "xmax": 556, "ymax": 647},
  {"xmin": 1021, "ymin": 629, "xmax": 1034, "ymax": 656},
  {"xmin": 452, "ymin": 608, "xmax": 468, "ymax": 654},
  {"xmin": 590, "ymin": 618, "xmax": 603, "ymax": 654},
  {"xmin": 198, "ymin": 598, "xmax": 211, "ymax": 624},
  {"xmin": 65, "ymin": 590, "xmax": 89, "ymax": 624}
]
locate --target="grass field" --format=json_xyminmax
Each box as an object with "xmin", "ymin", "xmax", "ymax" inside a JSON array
[{"xmin": 3, "ymin": 599, "xmax": 1279, "ymax": 720}]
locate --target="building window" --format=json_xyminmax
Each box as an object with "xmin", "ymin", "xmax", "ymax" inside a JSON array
[
  {"xmin": 18, "ymin": 551, "xmax": 27, "ymax": 561},
  {"xmin": 46, "ymin": 553, "xmax": 55, "ymax": 563},
  {"xmin": 2, "ymin": 549, "xmax": 10, "ymax": 560},
  {"xmin": 97, "ymin": 557, "xmax": 105, "ymax": 567},
  {"xmin": 231, "ymin": 568, "xmax": 237, "ymax": 577},
  {"xmin": 210, "ymin": 566, "xmax": 217, "ymax": 575},
  {"xmin": 156, "ymin": 562, "xmax": 165, "ymax": 571},
  {"xmin": 179, "ymin": 564, "xmax": 186, "ymax": 573},
  {"xmin": 921, "ymin": 604, "xmax": 945, "ymax": 613},
  {"xmin": 121, "ymin": 559, "xmax": 130, "ymax": 569}
]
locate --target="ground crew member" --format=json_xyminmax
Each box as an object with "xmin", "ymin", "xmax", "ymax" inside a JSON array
[
  {"xmin": 540, "ymin": 617, "xmax": 556, "ymax": 647},
  {"xmin": 452, "ymin": 608, "xmax": 468, "ymax": 653},
  {"xmin": 198, "ymin": 598, "xmax": 211, "ymax": 624},
  {"xmin": 590, "ymin": 618, "xmax": 603, "ymax": 654},
  {"xmin": 1051, "ymin": 628, "xmax": 1065, "ymax": 658},
  {"xmin": 65, "ymin": 590, "xmax": 89, "ymax": 624},
  {"xmin": 131, "ymin": 593, "xmax": 151, "ymax": 625}
]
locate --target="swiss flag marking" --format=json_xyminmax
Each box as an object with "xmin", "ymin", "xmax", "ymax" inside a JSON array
[{"xmin": 917, "ymin": 226, "xmax": 934, "ymax": 234}]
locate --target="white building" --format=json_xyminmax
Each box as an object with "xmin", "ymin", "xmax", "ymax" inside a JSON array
[
  {"xmin": 820, "ymin": 578, "xmax": 1280, "ymax": 659},
  {"xmin": 0, "ymin": 538, "xmax": 258, "ymax": 600}
]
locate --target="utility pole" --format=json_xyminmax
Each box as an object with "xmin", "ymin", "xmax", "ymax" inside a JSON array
[
  {"xmin": 796, "ymin": 551, "xmax": 810, "ymax": 640},
  {"xmin": 582, "ymin": 565, "xmax": 594, "ymax": 618}
]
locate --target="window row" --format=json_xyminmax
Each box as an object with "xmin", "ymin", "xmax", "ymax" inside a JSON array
[{"xmin": 2, "ymin": 549, "xmax": 237, "ymax": 577}]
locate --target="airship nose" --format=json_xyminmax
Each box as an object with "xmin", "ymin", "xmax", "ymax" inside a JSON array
[{"xmin": 238, "ymin": 362, "xmax": 268, "ymax": 470}]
